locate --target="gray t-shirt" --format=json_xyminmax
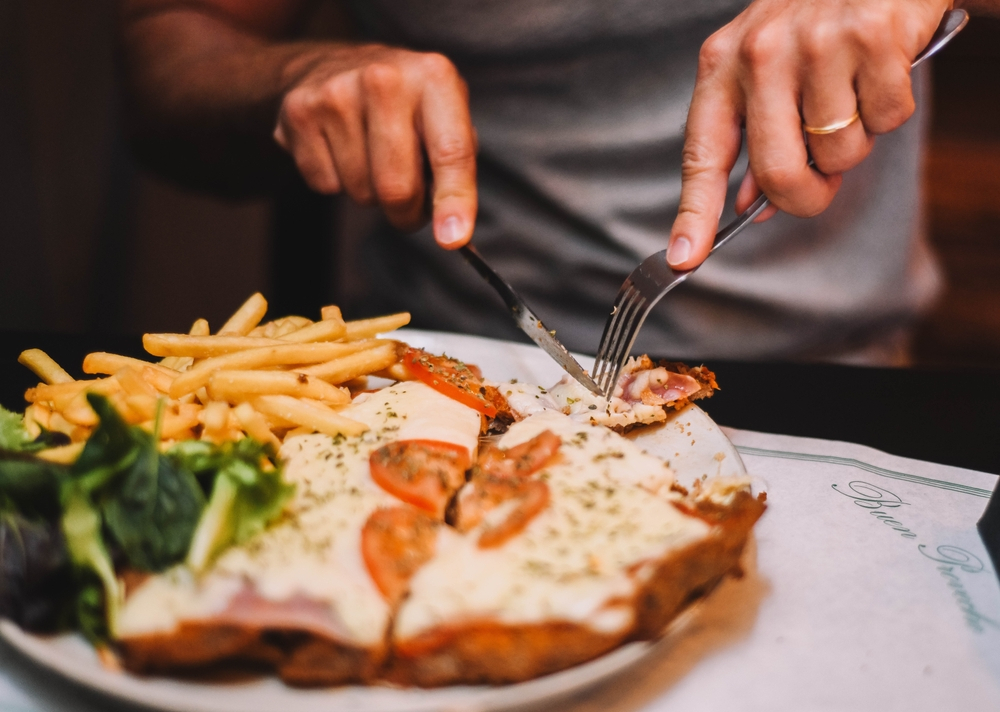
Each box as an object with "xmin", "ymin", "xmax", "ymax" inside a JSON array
[{"xmin": 344, "ymin": 0, "xmax": 939, "ymax": 362}]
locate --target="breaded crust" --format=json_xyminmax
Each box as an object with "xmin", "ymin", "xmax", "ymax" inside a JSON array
[
  {"xmin": 387, "ymin": 491, "xmax": 765, "ymax": 688},
  {"xmin": 117, "ymin": 590, "xmax": 388, "ymax": 687},
  {"xmin": 119, "ymin": 623, "xmax": 385, "ymax": 686}
]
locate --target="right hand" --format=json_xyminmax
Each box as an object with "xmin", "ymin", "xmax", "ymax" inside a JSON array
[{"xmin": 274, "ymin": 45, "xmax": 477, "ymax": 249}]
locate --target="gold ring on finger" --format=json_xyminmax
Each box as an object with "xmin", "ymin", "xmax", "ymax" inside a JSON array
[{"xmin": 803, "ymin": 110, "xmax": 861, "ymax": 136}]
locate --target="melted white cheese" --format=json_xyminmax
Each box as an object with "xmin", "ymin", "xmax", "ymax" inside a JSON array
[
  {"xmin": 493, "ymin": 376, "xmax": 669, "ymax": 431},
  {"xmin": 394, "ymin": 410, "xmax": 711, "ymax": 640},
  {"xmin": 117, "ymin": 382, "xmax": 482, "ymax": 645}
]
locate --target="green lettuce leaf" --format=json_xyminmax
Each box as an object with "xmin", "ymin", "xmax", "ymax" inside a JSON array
[{"xmin": 178, "ymin": 438, "xmax": 292, "ymax": 572}]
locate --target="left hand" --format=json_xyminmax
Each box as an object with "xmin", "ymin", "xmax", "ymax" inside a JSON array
[{"xmin": 666, "ymin": 0, "xmax": 951, "ymax": 270}]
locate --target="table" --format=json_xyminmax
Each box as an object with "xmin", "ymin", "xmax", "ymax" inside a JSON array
[{"xmin": 2, "ymin": 330, "xmax": 998, "ymax": 473}]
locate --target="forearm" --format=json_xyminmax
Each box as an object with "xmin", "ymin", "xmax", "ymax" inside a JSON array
[{"xmin": 120, "ymin": 4, "xmax": 337, "ymax": 194}]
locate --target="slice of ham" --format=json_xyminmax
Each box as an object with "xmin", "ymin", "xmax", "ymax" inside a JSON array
[{"xmin": 616, "ymin": 365, "xmax": 702, "ymax": 406}]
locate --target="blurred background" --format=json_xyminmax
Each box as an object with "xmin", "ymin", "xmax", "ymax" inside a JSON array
[{"xmin": 2, "ymin": 0, "xmax": 999, "ymax": 365}]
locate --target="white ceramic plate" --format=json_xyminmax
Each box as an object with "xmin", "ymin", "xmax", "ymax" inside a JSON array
[{"xmin": 0, "ymin": 330, "xmax": 747, "ymax": 712}]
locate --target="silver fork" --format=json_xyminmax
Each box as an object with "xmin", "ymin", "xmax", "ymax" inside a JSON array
[
  {"xmin": 592, "ymin": 193, "xmax": 770, "ymax": 396},
  {"xmin": 591, "ymin": 8, "xmax": 969, "ymax": 398}
]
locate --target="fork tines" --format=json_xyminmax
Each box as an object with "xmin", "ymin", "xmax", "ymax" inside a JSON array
[{"xmin": 592, "ymin": 283, "xmax": 649, "ymax": 398}]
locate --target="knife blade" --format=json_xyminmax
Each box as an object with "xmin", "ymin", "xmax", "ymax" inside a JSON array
[{"xmin": 459, "ymin": 245, "xmax": 602, "ymax": 395}]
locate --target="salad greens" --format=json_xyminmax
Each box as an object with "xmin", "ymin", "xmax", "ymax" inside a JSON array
[
  {"xmin": 0, "ymin": 397, "xmax": 291, "ymax": 641},
  {"xmin": 178, "ymin": 438, "xmax": 294, "ymax": 572}
]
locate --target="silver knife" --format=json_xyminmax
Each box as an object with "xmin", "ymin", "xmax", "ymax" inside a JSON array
[{"xmin": 459, "ymin": 245, "xmax": 602, "ymax": 395}]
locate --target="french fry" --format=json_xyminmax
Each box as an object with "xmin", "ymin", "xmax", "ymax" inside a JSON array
[
  {"xmin": 321, "ymin": 305, "xmax": 343, "ymax": 322},
  {"xmin": 141, "ymin": 366, "xmax": 174, "ymax": 394},
  {"xmin": 207, "ymin": 370, "xmax": 350, "ymax": 404},
  {"xmin": 19, "ymin": 349, "xmax": 74, "ymax": 385},
  {"xmin": 83, "ymin": 352, "xmax": 179, "ymax": 380},
  {"xmin": 284, "ymin": 426, "xmax": 314, "ymax": 439},
  {"xmin": 373, "ymin": 361, "xmax": 414, "ymax": 382},
  {"xmin": 25, "ymin": 377, "xmax": 116, "ymax": 405},
  {"xmin": 253, "ymin": 395, "xmax": 368, "ymax": 438},
  {"xmin": 342, "ymin": 313, "xmax": 410, "ymax": 341},
  {"xmin": 233, "ymin": 402, "xmax": 281, "ymax": 450},
  {"xmin": 62, "ymin": 392, "xmax": 99, "ymax": 427},
  {"xmin": 169, "ymin": 340, "xmax": 388, "ymax": 399},
  {"xmin": 279, "ymin": 318, "xmax": 346, "ymax": 344},
  {"xmin": 23, "ymin": 404, "xmax": 50, "ymax": 436},
  {"xmin": 123, "ymin": 394, "xmax": 158, "ymax": 423},
  {"xmin": 115, "ymin": 367, "xmax": 157, "ymax": 399},
  {"xmin": 48, "ymin": 412, "xmax": 76, "ymax": 438},
  {"xmin": 52, "ymin": 379, "xmax": 121, "ymax": 412},
  {"xmin": 144, "ymin": 334, "xmax": 285, "ymax": 358},
  {"xmin": 200, "ymin": 401, "xmax": 231, "ymax": 442},
  {"xmin": 140, "ymin": 411, "xmax": 200, "ymax": 440},
  {"xmin": 218, "ymin": 293, "xmax": 268, "ymax": 336},
  {"xmin": 36, "ymin": 442, "xmax": 85, "ymax": 464},
  {"xmin": 161, "ymin": 318, "xmax": 210, "ymax": 370},
  {"xmin": 271, "ymin": 316, "xmax": 312, "ymax": 338},
  {"xmin": 296, "ymin": 342, "xmax": 400, "ymax": 384}
]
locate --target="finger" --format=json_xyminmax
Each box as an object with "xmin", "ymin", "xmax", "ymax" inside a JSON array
[
  {"xmin": 744, "ymin": 49, "xmax": 840, "ymax": 218},
  {"xmin": 362, "ymin": 63, "xmax": 427, "ymax": 232},
  {"xmin": 668, "ymin": 34, "xmax": 745, "ymax": 270},
  {"xmin": 275, "ymin": 93, "xmax": 342, "ymax": 194},
  {"xmin": 318, "ymin": 71, "xmax": 375, "ymax": 204},
  {"xmin": 801, "ymin": 44, "xmax": 874, "ymax": 175},
  {"xmin": 734, "ymin": 169, "xmax": 780, "ymax": 223},
  {"xmin": 418, "ymin": 54, "xmax": 477, "ymax": 250},
  {"xmin": 856, "ymin": 50, "xmax": 914, "ymax": 136}
]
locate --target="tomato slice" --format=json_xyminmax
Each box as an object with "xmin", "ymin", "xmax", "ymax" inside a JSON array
[
  {"xmin": 402, "ymin": 348, "xmax": 497, "ymax": 417},
  {"xmin": 369, "ymin": 440, "xmax": 471, "ymax": 518},
  {"xmin": 455, "ymin": 473, "xmax": 550, "ymax": 549},
  {"xmin": 478, "ymin": 430, "xmax": 561, "ymax": 479},
  {"xmin": 361, "ymin": 506, "xmax": 438, "ymax": 604}
]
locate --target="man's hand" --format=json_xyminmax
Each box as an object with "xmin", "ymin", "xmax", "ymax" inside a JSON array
[
  {"xmin": 274, "ymin": 46, "xmax": 477, "ymax": 249},
  {"xmin": 121, "ymin": 1, "xmax": 477, "ymax": 249},
  {"xmin": 666, "ymin": 0, "xmax": 952, "ymax": 270}
]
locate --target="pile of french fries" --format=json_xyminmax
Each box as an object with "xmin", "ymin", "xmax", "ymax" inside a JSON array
[{"xmin": 18, "ymin": 294, "xmax": 413, "ymax": 462}]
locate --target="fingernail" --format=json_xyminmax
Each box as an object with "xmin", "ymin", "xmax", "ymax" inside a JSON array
[
  {"xmin": 437, "ymin": 215, "xmax": 467, "ymax": 247},
  {"xmin": 667, "ymin": 236, "xmax": 691, "ymax": 266}
]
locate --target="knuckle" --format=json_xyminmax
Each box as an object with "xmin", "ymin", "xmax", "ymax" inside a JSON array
[
  {"xmin": 740, "ymin": 25, "xmax": 783, "ymax": 68},
  {"xmin": 320, "ymin": 73, "xmax": 360, "ymax": 113},
  {"xmin": 680, "ymin": 140, "xmax": 724, "ymax": 178},
  {"xmin": 800, "ymin": 21, "xmax": 839, "ymax": 65},
  {"xmin": 863, "ymin": 88, "xmax": 914, "ymax": 134},
  {"xmin": 375, "ymin": 172, "xmax": 419, "ymax": 208},
  {"xmin": 698, "ymin": 31, "xmax": 732, "ymax": 75},
  {"xmin": 755, "ymin": 163, "xmax": 799, "ymax": 198},
  {"xmin": 360, "ymin": 62, "xmax": 403, "ymax": 95},
  {"xmin": 419, "ymin": 52, "xmax": 458, "ymax": 82},
  {"xmin": 281, "ymin": 89, "xmax": 315, "ymax": 129},
  {"xmin": 433, "ymin": 134, "xmax": 475, "ymax": 169}
]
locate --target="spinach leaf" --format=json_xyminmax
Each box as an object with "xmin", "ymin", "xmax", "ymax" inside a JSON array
[
  {"xmin": 179, "ymin": 438, "xmax": 292, "ymax": 572},
  {"xmin": 74, "ymin": 394, "xmax": 205, "ymax": 573},
  {"xmin": 100, "ymin": 443, "xmax": 205, "ymax": 573}
]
